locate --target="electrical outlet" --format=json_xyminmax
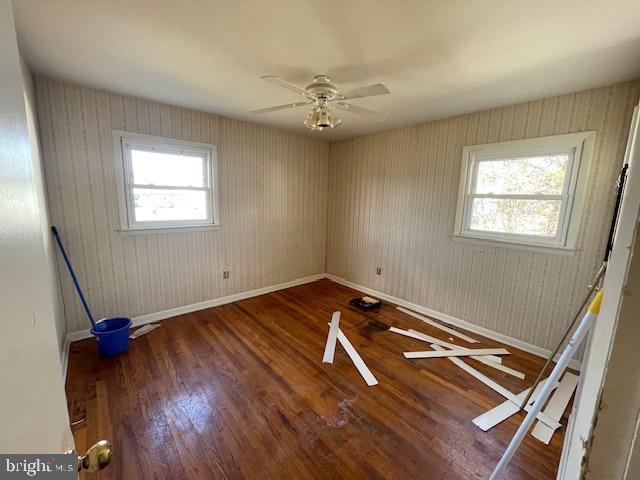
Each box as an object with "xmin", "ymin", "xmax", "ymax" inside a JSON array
[
  {"xmin": 376, "ymin": 267, "xmax": 381, "ymax": 275},
  {"xmin": 223, "ymin": 270, "xmax": 230, "ymax": 279}
]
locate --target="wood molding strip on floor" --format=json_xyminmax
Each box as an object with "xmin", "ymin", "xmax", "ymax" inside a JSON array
[
  {"xmin": 531, "ymin": 373, "xmax": 579, "ymax": 444},
  {"xmin": 408, "ymin": 329, "xmax": 527, "ymax": 379},
  {"xmin": 404, "ymin": 348, "xmax": 510, "ymax": 359},
  {"xmin": 473, "ymin": 378, "xmax": 557, "ymax": 431},
  {"xmin": 430, "ymin": 345, "xmax": 559, "ymax": 429},
  {"xmin": 322, "ymin": 311, "xmax": 341, "ymax": 364},
  {"xmin": 130, "ymin": 323, "xmax": 161, "ymax": 339},
  {"xmin": 397, "ymin": 306, "xmax": 479, "ymax": 343},
  {"xmin": 390, "ymin": 327, "xmax": 502, "ymax": 363},
  {"xmin": 336, "ymin": 328, "xmax": 379, "ymax": 387}
]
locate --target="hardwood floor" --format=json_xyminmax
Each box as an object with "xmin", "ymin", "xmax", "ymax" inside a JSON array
[{"xmin": 66, "ymin": 279, "xmax": 567, "ymax": 479}]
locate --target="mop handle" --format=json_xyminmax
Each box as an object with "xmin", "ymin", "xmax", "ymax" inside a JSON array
[{"xmin": 51, "ymin": 226, "xmax": 97, "ymax": 329}]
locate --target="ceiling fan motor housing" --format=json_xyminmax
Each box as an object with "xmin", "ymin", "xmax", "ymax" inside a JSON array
[{"xmin": 305, "ymin": 75, "xmax": 339, "ymax": 100}]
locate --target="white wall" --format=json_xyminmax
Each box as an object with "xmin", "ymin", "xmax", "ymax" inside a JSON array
[
  {"xmin": 0, "ymin": 0, "xmax": 72, "ymax": 452},
  {"xmin": 327, "ymin": 81, "xmax": 640, "ymax": 352},
  {"xmin": 20, "ymin": 60, "xmax": 66, "ymax": 358},
  {"xmin": 36, "ymin": 77, "xmax": 330, "ymax": 334}
]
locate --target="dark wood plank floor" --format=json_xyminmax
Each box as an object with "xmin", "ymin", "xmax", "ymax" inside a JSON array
[{"xmin": 66, "ymin": 279, "xmax": 567, "ymax": 479}]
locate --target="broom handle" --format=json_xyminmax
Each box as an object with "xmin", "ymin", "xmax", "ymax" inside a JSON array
[{"xmin": 51, "ymin": 226, "xmax": 97, "ymax": 329}]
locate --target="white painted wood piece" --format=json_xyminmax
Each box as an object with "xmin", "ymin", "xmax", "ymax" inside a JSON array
[
  {"xmin": 390, "ymin": 326, "xmax": 526, "ymax": 379},
  {"xmin": 390, "ymin": 327, "xmax": 501, "ymax": 363},
  {"xmin": 322, "ymin": 311, "xmax": 341, "ymax": 364},
  {"xmin": 430, "ymin": 345, "xmax": 559, "ymax": 429},
  {"xmin": 473, "ymin": 378, "xmax": 557, "ymax": 431},
  {"xmin": 129, "ymin": 323, "xmax": 161, "ymax": 339},
  {"xmin": 408, "ymin": 329, "xmax": 527, "ymax": 379},
  {"xmin": 397, "ymin": 306, "xmax": 479, "ymax": 343},
  {"xmin": 404, "ymin": 348, "xmax": 510, "ymax": 359},
  {"xmin": 336, "ymin": 327, "xmax": 379, "ymax": 387},
  {"xmin": 531, "ymin": 372, "xmax": 579, "ymax": 444},
  {"xmin": 327, "ymin": 274, "xmax": 582, "ymax": 371}
]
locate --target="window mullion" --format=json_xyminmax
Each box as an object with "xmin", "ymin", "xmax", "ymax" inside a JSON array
[
  {"xmin": 470, "ymin": 193, "xmax": 565, "ymax": 200},
  {"xmin": 131, "ymin": 184, "xmax": 210, "ymax": 192}
]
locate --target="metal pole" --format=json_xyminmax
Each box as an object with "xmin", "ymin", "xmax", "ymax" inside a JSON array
[
  {"xmin": 491, "ymin": 291, "xmax": 603, "ymax": 480},
  {"xmin": 519, "ymin": 263, "xmax": 606, "ymax": 409}
]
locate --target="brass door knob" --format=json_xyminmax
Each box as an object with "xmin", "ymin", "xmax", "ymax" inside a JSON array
[{"xmin": 77, "ymin": 440, "xmax": 112, "ymax": 473}]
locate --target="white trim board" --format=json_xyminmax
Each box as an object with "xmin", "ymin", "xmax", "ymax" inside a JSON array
[
  {"xmin": 326, "ymin": 274, "xmax": 581, "ymax": 371},
  {"xmin": 473, "ymin": 378, "xmax": 556, "ymax": 431},
  {"xmin": 336, "ymin": 327, "xmax": 379, "ymax": 387},
  {"xmin": 532, "ymin": 372, "xmax": 579, "ymax": 444},
  {"xmin": 389, "ymin": 326, "xmax": 501, "ymax": 363},
  {"xmin": 430, "ymin": 344, "xmax": 560, "ymax": 430},
  {"xmin": 397, "ymin": 306, "xmax": 479, "ymax": 343},
  {"xmin": 65, "ymin": 273, "xmax": 326, "ymax": 343},
  {"xmin": 404, "ymin": 348, "xmax": 510, "ymax": 359},
  {"xmin": 405, "ymin": 329, "xmax": 520, "ymax": 375},
  {"xmin": 322, "ymin": 312, "xmax": 341, "ymax": 364}
]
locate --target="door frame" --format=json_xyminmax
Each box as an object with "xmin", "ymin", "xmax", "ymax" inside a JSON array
[{"xmin": 558, "ymin": 106, "xmax": 640, "ymax": 478}]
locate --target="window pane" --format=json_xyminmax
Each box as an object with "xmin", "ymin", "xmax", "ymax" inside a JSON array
[
  {"xmin": 131, "ymin": 149, "xmax": 205, "ymax": 187},
  {"xmin": 475, "ymin": 154, "xmax": 569, "ymax": 195},
  {"xmin": 469, "ymin": 198, "xmax": 562, "ymax": 237},
  {"xmin": 133, "ymin": 188, "xmax": 208, "ymax": 222}
]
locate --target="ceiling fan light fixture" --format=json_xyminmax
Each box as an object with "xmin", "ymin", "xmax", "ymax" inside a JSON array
[
  {"xmin": 304, "ymin": 105, "xmax": 341, "ymax": 131},
  {"xmin": 317, "ymin": 106, "xmax": 331, "ymax": 128},
  {"xmin": 304, "ymin": 107, "xmax": 320, "ymax": 129}
]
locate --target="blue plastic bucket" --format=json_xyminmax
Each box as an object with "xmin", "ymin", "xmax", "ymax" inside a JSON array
[{"xmin": 91, "ymin": 317, "xmax": 132, "ymax": 357}]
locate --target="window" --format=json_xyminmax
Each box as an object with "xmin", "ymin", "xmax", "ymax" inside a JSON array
[
  {"xmin": 454, "ymin": 132, "xmax": 595, "ymax": 252},
  {"xmin": 113, "ymin": 131, "xmax": 219, "ymax": 233}
]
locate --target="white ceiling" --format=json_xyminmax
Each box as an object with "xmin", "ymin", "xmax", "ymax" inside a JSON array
[{"xmin": 13, "ymin": 0, "xmax": 640, "ymax": 140}]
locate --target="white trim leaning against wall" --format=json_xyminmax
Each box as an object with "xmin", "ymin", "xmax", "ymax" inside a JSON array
[{"xmin": 453, "ymin": 132, "xmax": 596, "ymax": 254}]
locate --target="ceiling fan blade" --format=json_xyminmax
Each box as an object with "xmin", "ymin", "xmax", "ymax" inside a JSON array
[
  {"xmin": 338, "ymin": 83, "xmax": 390, "ymax": 100},
  {"xmin": 335, "ymin": 102, "xmax": 388, "ymax": 121},
  {"xmin": 261, "ymin": 75, "xmax": 315, "ymax": 98},
  {"xmin": 250, "ymin": 101, "xmax": 313, "ymax": 115}
]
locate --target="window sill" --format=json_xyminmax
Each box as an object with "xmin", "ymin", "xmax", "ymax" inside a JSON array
[
  {"xmin": 117, "ymin": 224, "xmax": 221, "ymax": 236},
  {"xmin": 451, "ymin": 234, "xmax": 578, "ymax": 255}
]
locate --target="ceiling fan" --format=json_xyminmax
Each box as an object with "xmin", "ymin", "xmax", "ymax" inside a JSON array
[{"xmin": 250, "ymin": 74, "xmax": 390, "ymax": 131}]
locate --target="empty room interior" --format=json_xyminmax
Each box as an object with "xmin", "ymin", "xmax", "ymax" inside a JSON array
[{"xmin": 4, "ymin": 1, "xmax": 640, "ymax": 479}]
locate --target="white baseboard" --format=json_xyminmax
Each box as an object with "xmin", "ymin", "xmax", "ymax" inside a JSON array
[
  {"xmin": 64, "ymin": 271, "xmax": 580, "ymax": 371},
  {"xmin": 326, "ymin": 274, "xmax": 582, "ymax": 371},
  {"xmin": 65, "ymin": 273, "xmax": 325, "ymax": 343}
]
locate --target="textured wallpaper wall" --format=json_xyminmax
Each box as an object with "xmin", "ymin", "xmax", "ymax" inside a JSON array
[
  {"xmin": 327, "ymin": 81, "xmax": 640, "ymax": 351},
  {"xmin": 37, "ymin": 75, "xmax": 639, "ymax": 348},
  {"xmin": 37, "ymin": 76, "xmax": 329, "ymax": 333}
]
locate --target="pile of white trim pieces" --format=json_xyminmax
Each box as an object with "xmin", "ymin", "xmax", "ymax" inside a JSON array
[
  {"xmin": 393, "ymin": 306, "xmax": 578, "ymax": 444},
  {"xmin": 322, "ymin": 311, "xmax": 378, "ymax": 387},
  {"xmin": 474, "ymin": 372, "xmax": 579, "ymax": 443}
]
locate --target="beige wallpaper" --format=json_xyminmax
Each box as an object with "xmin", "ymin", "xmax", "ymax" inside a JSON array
[
  {"xmin": 327, "ymin": 81, "xmax": 640, "ymax": 351},
  {"xmin": 36, "ymin": 76, "xmax": 329, "ymax": 333}
]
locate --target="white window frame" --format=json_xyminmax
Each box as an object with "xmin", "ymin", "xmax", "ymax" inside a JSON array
[
  {"xmin": 453, "ymin": 132, "xmax": 596, "ymax": 253},
  {"xmin": 113, "ymin": 131, "xmax": 220, "ymax": 234}
]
